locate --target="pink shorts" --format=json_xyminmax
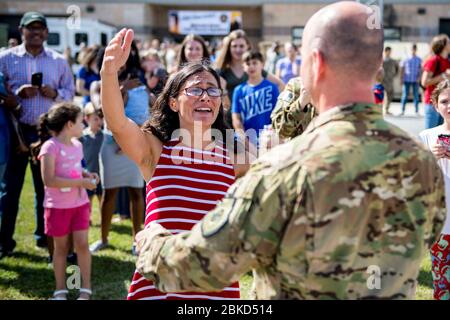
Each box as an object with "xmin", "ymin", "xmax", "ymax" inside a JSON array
[{"xmin": 44, "ymin": 203, "xmax": 91, "ymax": 237}]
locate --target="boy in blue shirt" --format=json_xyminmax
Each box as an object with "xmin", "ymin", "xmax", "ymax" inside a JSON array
[{"xmin": 232, "ymin": 51, "xmax": 279, "ymax": 147}]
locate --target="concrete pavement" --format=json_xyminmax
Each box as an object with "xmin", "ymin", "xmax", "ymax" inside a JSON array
[{"xmin": 384, "ymin": 102, "xmax": 426, "ymax": 138}]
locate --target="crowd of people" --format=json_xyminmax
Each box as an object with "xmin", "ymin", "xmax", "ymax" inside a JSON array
[{"xmin": 0, "ymin": 2, "xmax": 450, "ymax": 300}]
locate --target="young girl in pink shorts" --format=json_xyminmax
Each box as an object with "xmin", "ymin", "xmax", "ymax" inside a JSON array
[{"xmin": 32, "ymin": 102, "xmax": 99, "ymax": 300}]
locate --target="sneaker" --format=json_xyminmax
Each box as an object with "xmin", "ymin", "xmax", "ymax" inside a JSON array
[
  {"xmin": 112, "ymin": 215, "xmax": 129, "ymax": 223},
  {"xmin": 89, "ymin": 240, "xmax": 109, "ymax": 253}
]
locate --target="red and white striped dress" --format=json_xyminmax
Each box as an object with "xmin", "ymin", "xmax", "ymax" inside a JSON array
[{"xmin": 127, "ymin": 139, "xmax": 240, "ymax": 300}]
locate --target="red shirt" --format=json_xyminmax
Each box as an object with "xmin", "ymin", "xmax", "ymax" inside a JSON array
[
  {"xmin": 423, "ymin": 55, "xmax": 450, "ymax": 104},
  {"xmin": 127, "ymin": 139, "xmax": 240, "ymax": 300}
]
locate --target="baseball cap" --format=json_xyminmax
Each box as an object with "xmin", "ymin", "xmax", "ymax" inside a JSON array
[{"xmin": 20, "ymin": 12, "xmax": 47, "ymax": 28}]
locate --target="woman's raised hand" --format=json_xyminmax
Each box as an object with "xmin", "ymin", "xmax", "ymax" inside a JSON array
[{"xmin": 101, "ymin": 28, "xmax": 134, "ymax": 75}]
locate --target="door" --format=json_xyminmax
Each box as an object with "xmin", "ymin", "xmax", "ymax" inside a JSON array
[{"xmin": 439, "ymin": 18, "xmax": 450, "ymax": 38}]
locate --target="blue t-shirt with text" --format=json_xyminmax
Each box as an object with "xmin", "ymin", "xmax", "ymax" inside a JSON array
[{"xmin": 232, "ymin": 79, "xmax": 279, "ymax": 142}]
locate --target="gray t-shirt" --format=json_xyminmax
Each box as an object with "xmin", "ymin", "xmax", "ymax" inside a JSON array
[{"xmin": 79, "ymin": 128, "xmax": 103, "ymax": 174}]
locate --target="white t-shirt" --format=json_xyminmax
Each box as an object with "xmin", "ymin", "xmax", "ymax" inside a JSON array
[{"xmin": 419, "ymin": 125, "xmax": 450, "ymax": 235}]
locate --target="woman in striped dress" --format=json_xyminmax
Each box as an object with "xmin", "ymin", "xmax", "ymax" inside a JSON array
[{"xmin": 100, "ymin": 29, "xmax": 250, "ymax": 300}]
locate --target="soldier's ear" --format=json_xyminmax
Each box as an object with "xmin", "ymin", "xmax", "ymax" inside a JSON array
[{"xmin": 312, "ymin": 49, "xmax": 325, "ymax": 84}]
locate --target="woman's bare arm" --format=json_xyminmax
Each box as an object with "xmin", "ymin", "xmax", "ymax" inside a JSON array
[
  {"xmin": 422, "ymin": 70, "xmax": 449, "ymax": 88},
  {"xmin": 100, "ymin": 28, "xmax": 161, "ymax": 181},
  {"xmin": 76, "ymin": 79, "xmax": 90, "ymax": 97}
]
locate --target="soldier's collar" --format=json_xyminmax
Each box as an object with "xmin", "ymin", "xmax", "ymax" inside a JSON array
[{"xmin": 303, "ymin": 103, "xmax": 382, "ymax": 135}]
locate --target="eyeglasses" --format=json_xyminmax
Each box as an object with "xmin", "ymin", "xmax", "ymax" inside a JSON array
[{"xmin": 184, "ymin": 87, "xmax": 222, "ymax": 98}]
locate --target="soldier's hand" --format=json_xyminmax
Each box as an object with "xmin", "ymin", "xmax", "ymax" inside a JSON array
[
  {"xmin": 135, "ymin": 223, "xmax": 171, "ymax": 255},
  {"xmin": 299, "ymin": 86, "xmax": 311, "ymax": 110},
  {"xmin": 101, "ymin": 28, "xmax": 134, "ymax": 76}
]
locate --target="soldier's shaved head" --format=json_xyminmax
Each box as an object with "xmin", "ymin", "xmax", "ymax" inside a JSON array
[{"xmin": 303, "ymin": 1, "xmax": 383, "ymax": 80}]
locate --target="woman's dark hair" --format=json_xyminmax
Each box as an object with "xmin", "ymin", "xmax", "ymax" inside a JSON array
[
  {"xmin": 176, "ymin": 34, "xmax": 210, "ymax": 69},
  {"xmin": 142, "ymin": 61, "xmax": 228, "ymax": 143},
  {"xmin": 98, "ymin": 42, "xmax": 144, "ymax": 82},
  {"xmin": 31, "ymin": 102, "xmax": 82, "ymax": 161},
  {"xmin": 96, "ymin": 46, "xmax": 106, "ymax": 72},
  {"xmin": 121, "ymin": 40, "xmax": 144, "ymax": 81},
  {"xmin": 242, "ymin": 50, "xmax": 264, "ymax": 64}
]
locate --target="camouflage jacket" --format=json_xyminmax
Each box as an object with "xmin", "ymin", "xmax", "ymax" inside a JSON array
[
  {"xmin": 382, "ymin": 58, "xmax": 399, "ymax": 88},
  {"xmin": 136, "ymin": 103, "xmax": 445, "ymax": 299},
  {"xmin": 271, "ymin": 77, "xmax": 317, "ymax": 139}
]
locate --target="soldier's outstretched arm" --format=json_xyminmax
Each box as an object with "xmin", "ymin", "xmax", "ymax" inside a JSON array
[{"xmin": 135, "ymin": 163, "xmax": 296, "ymax": 293}]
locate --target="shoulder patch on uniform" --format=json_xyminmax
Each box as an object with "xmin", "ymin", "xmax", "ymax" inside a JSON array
[{"xmin": 201, "ymin": 207, "xmax": 230, "ymax": 238}]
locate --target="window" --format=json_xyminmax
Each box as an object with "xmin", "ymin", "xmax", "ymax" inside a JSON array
[
  {"xmin": 101, "ymin": 33, "xmax": 107, "ymax": 46},
  {"xmin": 291, "ymin": 26, "xmax": 304, "ymax": 44},
  {"xmin": 75, "ymin": 33, "xmax": 88, "ymax": 46},
  {"xmin": 384, "ymin": 28, "xmax": 401, "ymax": 41},
  {"xmin": 47, "ymin": 32, "xmax": 60, "ymax": 45}
]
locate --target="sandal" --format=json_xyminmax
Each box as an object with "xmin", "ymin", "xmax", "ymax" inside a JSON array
[
  {"xmin": 77, "ymin": 288, "xmax": 92, "ymax": 300},
  {"xmin": 49, "ymin": 289, "xmax": 68, "ymax": 300}
]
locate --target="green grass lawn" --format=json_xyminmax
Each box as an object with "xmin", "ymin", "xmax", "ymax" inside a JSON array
[{"xmin": 0, "ymin": 167, "xmax": 434, "ymax": 300}]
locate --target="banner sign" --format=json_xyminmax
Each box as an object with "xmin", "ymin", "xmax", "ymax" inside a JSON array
[{"xmin": 168, "ymin": 10, "xmax": 242, "ymax": 35}]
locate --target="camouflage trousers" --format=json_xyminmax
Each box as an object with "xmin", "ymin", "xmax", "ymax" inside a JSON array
[
  {"xmin": 431, "ymin": 234, "xmax": 450, "ymax": 300},
  {"xmin": 382, "ymin": 86, "xmax": 394, "ymax": 114}
]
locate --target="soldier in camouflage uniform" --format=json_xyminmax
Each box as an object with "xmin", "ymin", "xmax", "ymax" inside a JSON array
[
  {"xmin": 382, "ymin": 47, "xmax": 399, "ymax": 115},
  {"xmin": 270, "ymin": 76, "xmax": 317, "ymax": 139},
  {"xmin": 135, "ymin": 1, "xmax": 446, "ymax": 299}
]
